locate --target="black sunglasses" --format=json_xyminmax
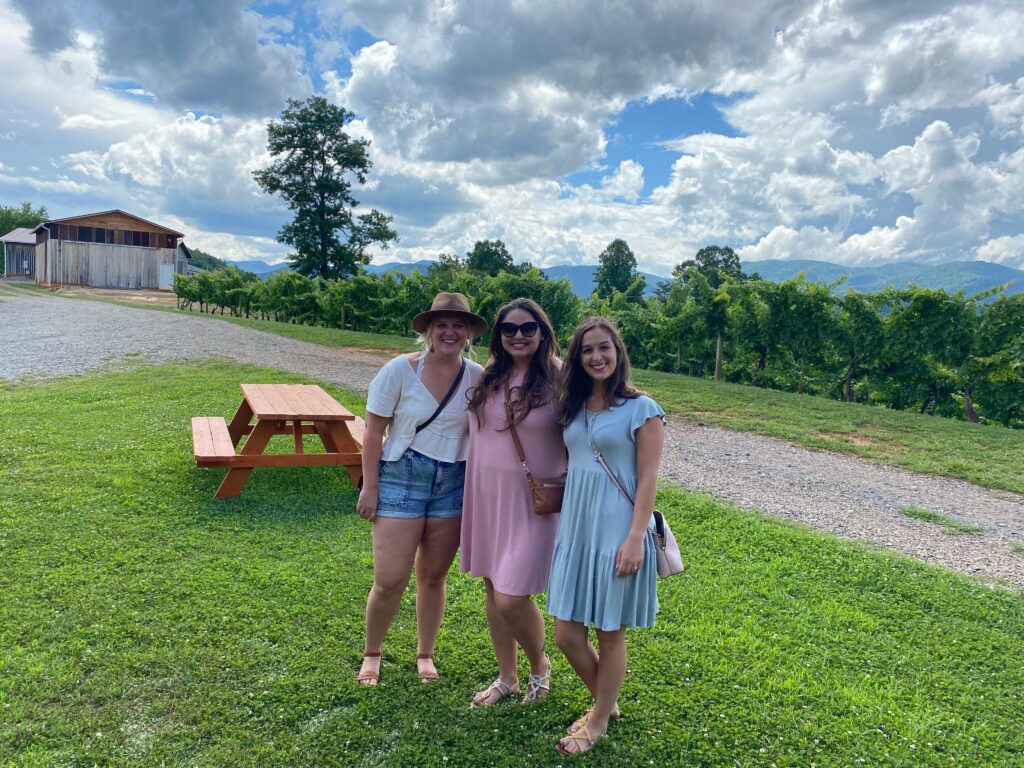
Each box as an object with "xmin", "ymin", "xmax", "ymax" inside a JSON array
[{"xmin": 498, "ymin": 321, "xmax": 540, "ymax": 338}]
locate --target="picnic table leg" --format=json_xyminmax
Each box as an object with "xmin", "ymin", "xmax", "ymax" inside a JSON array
[
  {"xmin": 226, "ymin": 399, "xmax": 254, "ymax": 446},
  {"xmin": 215, "ymin": 419, "xmax": 277, "ymax": 499},
  {"xmin": 324, "ymin": 421, "xmax": 363, "ymax": 486}
]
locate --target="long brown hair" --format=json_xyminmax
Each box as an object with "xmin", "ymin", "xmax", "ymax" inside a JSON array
[
  {"xmin": 467, "ymin": 298, "xmax": 560, "ymax": 426},
  {"xmin": 557, "ymin": 316, "xmax": 642, "ymax": 426}
]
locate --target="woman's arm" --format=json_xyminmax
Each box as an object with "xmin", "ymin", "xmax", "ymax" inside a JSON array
[
  {"xmin": 614, "ymin": 415, "xmax": 665, "ymax": 576},
  {"xmin": 355, "ymin": 412, "xmax": 392, "ymax": 521}
]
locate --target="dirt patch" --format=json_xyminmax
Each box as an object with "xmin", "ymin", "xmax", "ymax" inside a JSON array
[
  {"xmin": 53, "ymin": 286, "xmax": 180, "ymax": 308},
  {"xmin": 814, "ymin": 429, "xmax": 884, "ymax": 447}
]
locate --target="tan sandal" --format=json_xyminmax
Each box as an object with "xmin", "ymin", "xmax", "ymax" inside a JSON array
[
  {"xmin": 555, "ymin": 724, "xmax": 606, "ymax": 755},
  {"xmin": 521, "ymin": 655, "xmax": 551, "ymax": 704},
  {"xmin": 567, "ymin": 706, "xmax": 621, "ymax": 734},
  {"xmin": 470, "ymin": 678, "xmax": 520, "ymax": 708},
  {"xmin": 416, "ymin": 653, "xmax": 440, "ymax": 683},
  {"xmin": 356, "ymin": 651, "xmax": 382, "ymax": 686}
]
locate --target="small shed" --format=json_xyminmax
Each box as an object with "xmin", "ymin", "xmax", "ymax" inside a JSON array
[
  {"xmin": 2, "ymin": 228, "xmax": 37, "ymax": 278},
  {"xmin": 32, "ymin": 209, "xmax": 187, "ymax": 290}
]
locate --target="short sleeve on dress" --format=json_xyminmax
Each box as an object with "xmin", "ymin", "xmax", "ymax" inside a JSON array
[
  {"xmin": 630, "ymin": 396, "xmax": 666, "ymax": 437},
  {"xmin": 366, "ymin": 356, "xmax": 404, "ymax": 418}
]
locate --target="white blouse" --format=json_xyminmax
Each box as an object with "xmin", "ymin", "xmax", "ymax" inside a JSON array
[{"xmin": 366, "ymin": 353, "xmax": 483, "ymax": 463}]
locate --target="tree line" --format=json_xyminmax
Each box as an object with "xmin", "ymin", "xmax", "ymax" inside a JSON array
[{"xmin": 173, "ymin": 240, "xmax": 1024, "ymax": 429}]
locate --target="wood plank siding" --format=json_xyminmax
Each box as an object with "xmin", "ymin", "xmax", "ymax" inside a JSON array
[
  {"xmin": 32, "ymin": 210, "xmax": 186, "ymax": 289},
  {"xmin": 40, "ymin": 240, "xmax": 176, "ymax": 289},
  {"xmin": 3, "ymin": 243, "xmax": 35, "ymax": 277}
]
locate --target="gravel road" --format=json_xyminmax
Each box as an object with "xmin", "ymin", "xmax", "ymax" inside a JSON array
[{"xmin": 3, "ymin": 285, "xmax": 1022, "ymax": 588}]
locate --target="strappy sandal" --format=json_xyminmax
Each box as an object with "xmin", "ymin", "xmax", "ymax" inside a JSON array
[
  {"xmin": 521, "ymin": 655, "xmax": 551, "ymax": 704},
  {"xmin": 356, "ymin": 651, "xmax": 382, "ymax": 686},
  {"xmin": 470, "ymin": 678, "xmax": 520, "ymax": 708},
  {"xmin": 416, "ymin": 653, "xmax": 440, "ymax": 684},
  {"xmin": 567, "ymin": 706, "xmax": 622, "ymax": 734},
  {"xmin": 555, "ymin": 724, "xmax": 606, "ymax": 756}
]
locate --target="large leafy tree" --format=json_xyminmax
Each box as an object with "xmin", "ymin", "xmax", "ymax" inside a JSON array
[
  {"xmin": 466, "ymin": 239, "xmax": 514, "ymax": 276},
  {"xmin": 674, "ymin": 245, "xmax": 746, "ymax": 288},
  {"xmin": 0, "ymin": 201, "xmax": 47, "ymax": 235},
  {"xmin": 253, "ymin": 97, "xmax": 397, "ymax": 279},
  {"xmin": 594, "ymin": 238, "xmax": 640, "ymax": 298}
]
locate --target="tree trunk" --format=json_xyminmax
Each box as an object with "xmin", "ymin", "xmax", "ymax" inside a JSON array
[
  {"xmin": 843, "ymin": 357, "xmax": 859, "ymax": 402},
  {"xmin": 964, "ymin": 384, "xmax": 979, "ymax": 423},
  {"xmin": 714, "ymin": 331, "xmax": 723, "ymax": 381},
  {"xmin": 753, "ymin": 347, "xmax": 766, "ymax": 387}
]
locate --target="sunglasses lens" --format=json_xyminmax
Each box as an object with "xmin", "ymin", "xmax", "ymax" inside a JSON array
[{"xmin": 499, "ymin": 321, "xmax": 540, "ymax": 338}]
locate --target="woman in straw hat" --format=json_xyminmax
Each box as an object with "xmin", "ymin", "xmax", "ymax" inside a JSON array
[{"xmin": 355, "ymin": 292, "xmax": 487, "ymax": 686}]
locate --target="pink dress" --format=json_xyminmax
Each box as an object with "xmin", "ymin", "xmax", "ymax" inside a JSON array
[{"xmin": 460, "ymin": 372, "xmax": 566, "ymax": 596}]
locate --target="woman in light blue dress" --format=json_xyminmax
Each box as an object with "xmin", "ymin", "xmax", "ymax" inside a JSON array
[{"xmin": 546, "ymin": 316, "xmax": 666, "ymax": 756}]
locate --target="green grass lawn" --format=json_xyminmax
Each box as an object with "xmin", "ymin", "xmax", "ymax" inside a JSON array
[{"xmin": 1, "ymin": 361, "xmax": 1021, "ymax": 766}]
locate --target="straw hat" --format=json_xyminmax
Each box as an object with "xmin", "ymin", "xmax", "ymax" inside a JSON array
[{"xmin": 411, "ymin": 292, "xmax": 488, "ymax": 336}]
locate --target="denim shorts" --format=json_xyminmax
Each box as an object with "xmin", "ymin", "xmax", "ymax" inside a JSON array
[{"xmin": 375, "ymin": 448, "xmax": 465, "ymax": 519}]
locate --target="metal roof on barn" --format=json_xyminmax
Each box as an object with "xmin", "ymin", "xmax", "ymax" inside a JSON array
[
  {"xmin": 31, "ymin": 209, "xmax": 184, "ymax": 237},
  {"xmin": 1, "ymin": 227, "xmax": 37, "ymax": 244}
]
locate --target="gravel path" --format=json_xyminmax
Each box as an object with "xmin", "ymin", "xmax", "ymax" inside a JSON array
[{"xmin": 3, "ymin": 285, "xmax": 1023, "ymax": 588}]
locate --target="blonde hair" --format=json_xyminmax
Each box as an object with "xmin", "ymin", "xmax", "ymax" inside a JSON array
[{"xmin": 415, "ymin": 317, "xmax": 476, "ymax": 358}]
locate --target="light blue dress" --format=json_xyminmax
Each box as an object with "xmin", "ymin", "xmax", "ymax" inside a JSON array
[{"xmin": 546, "ymin": 395, "xmax": 665, "ymax": 631}]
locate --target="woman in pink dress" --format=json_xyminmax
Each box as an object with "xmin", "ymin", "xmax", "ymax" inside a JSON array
[{"xmin": 461, "ymin": 298, "xmax": 566, "ymax": 706}]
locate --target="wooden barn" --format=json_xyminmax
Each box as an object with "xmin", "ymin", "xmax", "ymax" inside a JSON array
[
  {"xmin": 31, "ymin": 210, "xmax": 188, "ymax": 290},
  {"xmin": 2, "ymin": 227, "xmax": 38, "ymax": 278}
]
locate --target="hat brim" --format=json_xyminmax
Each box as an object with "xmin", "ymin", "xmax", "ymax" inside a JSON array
[{"xmin": 411, "ymin": 309, "xmax": 488, "ymax": 337}]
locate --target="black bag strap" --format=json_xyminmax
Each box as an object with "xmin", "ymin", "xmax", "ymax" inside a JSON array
[{"xmin": 415, "ymin": 357, "xmax": 467, "ymax": 434}]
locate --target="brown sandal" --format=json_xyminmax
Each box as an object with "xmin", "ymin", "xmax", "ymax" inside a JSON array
[
  {"xmin": 356, "ymin": 651, "xmax": 382, "ymax": 686},
  {"xmin": 416, "ymin": 653, "xmax": 440, "ymax": 683},
  {"xmin": 556, "ymin": 724, "xmax": 606, "ymax": 756}
]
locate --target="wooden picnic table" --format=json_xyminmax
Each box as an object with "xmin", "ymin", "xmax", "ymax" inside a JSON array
[{"xmin": 191, "ymin": 383, "xmax": 365, "ymax": 499}]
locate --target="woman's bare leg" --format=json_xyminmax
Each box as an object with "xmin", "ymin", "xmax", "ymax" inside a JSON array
[
  {"xmin": 493, "ymin": 590, "xmax": 548, "ymax": 683},
  {"xmin": 413, "ymin": 517, "xmax": 461, "ymax": 679},
  {"xmin": 358, "ymin": 517, "xmax": 425, "ymax": 680}
]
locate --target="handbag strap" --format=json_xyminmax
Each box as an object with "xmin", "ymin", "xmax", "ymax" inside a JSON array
[
  {"xmin": 586, "ymin": 410, "xmax": 634, "ymax": 507},
  {"xmin": 415, "ymin": 357, "xmax": 467, "ymax": 434},
  {"xmin": 505, "ymin": 384, "xmax": 533, "ymax": 476}
]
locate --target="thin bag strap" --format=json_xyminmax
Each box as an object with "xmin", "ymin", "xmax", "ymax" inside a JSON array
[
  {"xmin": 505, "ymin": 384, "xmax": 532, "ymax": 475},
  {"xmin": 415, "ymin": 357, "xmax": 467, "ymax": 434},
  {"xmin": 586, "ymin": 410, "xmax": 634, "ymax": 507}
]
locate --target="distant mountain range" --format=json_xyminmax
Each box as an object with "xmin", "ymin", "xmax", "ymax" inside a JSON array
[
  {"xmin": 223, "ymin": 258, "xmax": 1023, "ymax": 299},
  {"xmin": 744, "ymin": 259, "xmax": 1023, "ymax": 297}
]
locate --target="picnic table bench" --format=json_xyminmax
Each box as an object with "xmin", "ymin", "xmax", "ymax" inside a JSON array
[{"xmin": 191, "ymin": 383, "xmax": 365, "ymax": 498}]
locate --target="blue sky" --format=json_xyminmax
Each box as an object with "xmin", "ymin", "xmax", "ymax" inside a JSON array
[
  {"xmin": 1, "ymin": 0, "xmax": 1023, "ymax": 274},
  {"xmin": 566, "ymin": 94, "xmax": 742, "ymax": 200}
]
